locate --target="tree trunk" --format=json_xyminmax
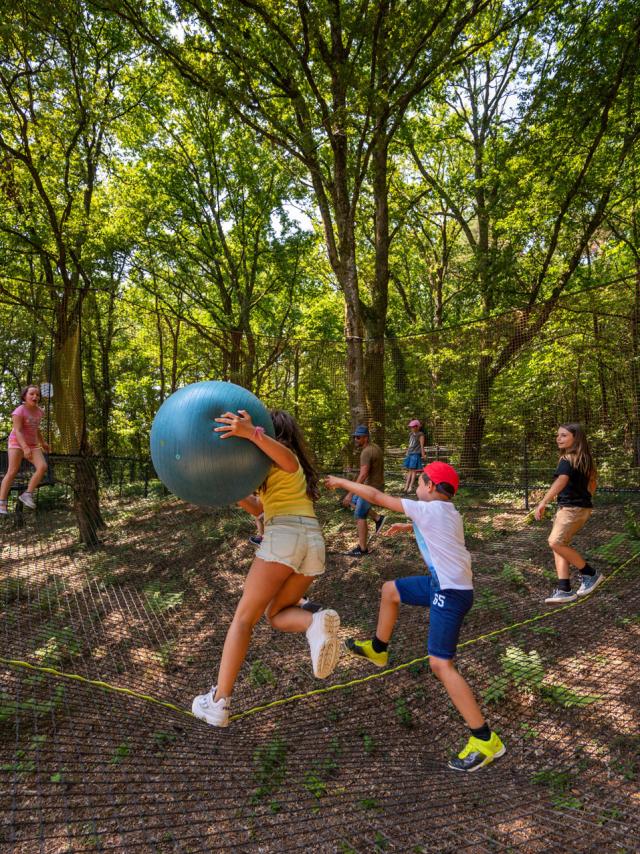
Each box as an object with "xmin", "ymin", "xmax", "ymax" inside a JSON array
[
  {"xmin": 592, "ymin": 311, "xmax": 610, "ymax": 424},
  {"xmin": 51, "ymin": 311, "xmax": 105, "ymax": 545},
  {"xmin": 632, "ymin": 258, "xmax": 640, "ymax": 466},
  {"xmin": 364, "ymin": 133, "xmax": 390, "ymax": 447},
  {"xmin": 460, "ymin": 354, "xmax": 494, "ymax": 476}
]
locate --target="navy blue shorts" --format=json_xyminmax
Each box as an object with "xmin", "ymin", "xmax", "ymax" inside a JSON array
[
  {"xmin": 394, "ymin": 575, "xmax": 473, "ymax": 660},
  {"xmin": 352, "ymin": 496, "xmax": 372, "ymax": 520}
]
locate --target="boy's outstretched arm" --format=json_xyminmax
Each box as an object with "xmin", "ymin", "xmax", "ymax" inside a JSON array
[{"xmin": 325, "ymin": 476, "xmax": 404, "ymax": 513}]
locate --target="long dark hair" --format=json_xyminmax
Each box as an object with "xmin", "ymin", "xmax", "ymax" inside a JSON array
[
  {"xmin": 559, "ymin": 422, "xmax": 596, "ymax": 479},
  {"xmin": 269, "ymin": 409, "xmax": 320, "ymax": 501}
]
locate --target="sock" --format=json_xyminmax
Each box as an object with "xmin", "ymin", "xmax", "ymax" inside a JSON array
[
  {"xmin": 371, "ymin": 635, "xmax": 388, "ymax": 653},
  {"xmin": 470, "ymin": 723, "xmax": 492, "ymax": 742},
  {"xmin": 558, "ymin": 578, "xmax": 571, "ymax": 592},
  {"xmin": 579, "ymin": 563, "xmax": 595, "ymax": 577}
]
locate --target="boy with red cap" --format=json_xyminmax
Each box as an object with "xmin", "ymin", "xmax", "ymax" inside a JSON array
[{"xmin": 325, "ymin": 461, "xmax": 505, "ymax": 772}]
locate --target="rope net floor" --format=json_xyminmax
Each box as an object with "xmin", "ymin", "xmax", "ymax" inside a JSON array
[{"xmin": 1, "ymin": 482, "xmax": 639, "ymax": 852}]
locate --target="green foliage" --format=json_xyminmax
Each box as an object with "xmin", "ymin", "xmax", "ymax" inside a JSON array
[
  {"xmin": 395, "ymin": 697, "xmax": 413, "ymax": 729},
  {"xmin": 484, "ymin": 645, "xmax": 602, "ymax": 709},
  {"xmin": 156, "ymin": 642, "xmax": 176, "ymax": 669},
  {"xmin": 1, "ymin": 734, "xmax": 47, "ymax": 778},
  {"xmin": 499, "ymin": 563, "xmax": 527, "ymax": 590},
  {"xmin": 540, "ymin": 684, "xmax": 602, "ymax": 709},
  {"xmin": 301, "ymin": 740, "xmax": 341, "ymax": 800},
  {"xmin": 33, "ymin": 626, "xmax": 81, "ymax": 667},
  {"xmin": 374, "ymin": 832, "xmax": 389, "ymax": 850},
  {"xmin": 473, "ymin": 590, "xmax": 511, "ymax": 620},
  {"xmin": 143, "ymin": 581, "xmax": 184, "ymax": 614},
  {"xmin": 532, "ymin": 768, "xmax": 583, "ymax": 810},
  {"xmin": 152, "ymin": 731, "xmax": 177, "ymax": 752},
  {"xmin": 110, "ymin": 742, "xmax": 131, "ymax": 765},
  {"xmin": 361, "ymin": 732, "xmax": 377, "ymax": 756},
  {"xmin": 0, "ymin": 685, "xmax": 65, "ymax": 728},
  {"xmin": 252, "ymin": 737, "xmax": 288, "ymax": 802},
  {"xmin": 248, "ymin": 660, "xmax": 276, "ymax": 687},
  {"xmin": 358, "ymin": 797, "xmax": 380, "ymax": 811},
  {"xmin": 0, "ymin": 576, "xmax": 21, "ymax": 604},
  {"xmin": 623, "ymin": 505, "xmax": 640, "ymax": 543}
]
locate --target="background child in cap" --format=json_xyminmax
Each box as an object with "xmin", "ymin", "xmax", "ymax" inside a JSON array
[
  {"xmin": 341, "ymin": 424, "xmax": 386, "ymax": 557},
  {"xmin": 402, "ymin": 419, "xmax": 426, "ymax": 494},
  {"xmin": 325, "ymin": 461, "xmax": 505, "ymax": 772}
]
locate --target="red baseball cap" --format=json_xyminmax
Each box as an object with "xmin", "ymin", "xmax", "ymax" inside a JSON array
[{"xmin": 423, "ymin": 461, "xmax": 460, "ymax": 496}]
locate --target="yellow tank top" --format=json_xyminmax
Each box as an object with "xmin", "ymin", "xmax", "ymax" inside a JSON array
[{"xmin": 259, "ymin": 461, "xmax": 316, "ymax": 523}]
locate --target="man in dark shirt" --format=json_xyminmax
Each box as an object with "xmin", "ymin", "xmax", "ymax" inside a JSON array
[{"xmin": 342, "ymin": 425, "xmax": 385, "ymax": 556}]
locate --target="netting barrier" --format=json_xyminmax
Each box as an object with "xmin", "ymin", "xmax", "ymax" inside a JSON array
[
  {"xmin": 1, "ymin": 293, "xmax": 639, "ymax": 851},
  {"xmin": 1, "ymin": 464, "xmax": 639, "ymax": 852}
]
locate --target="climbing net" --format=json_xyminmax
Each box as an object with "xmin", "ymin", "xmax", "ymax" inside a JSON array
[{"xmin": 1, "ymin": 471, "xmax": 639, "ymax": 853}]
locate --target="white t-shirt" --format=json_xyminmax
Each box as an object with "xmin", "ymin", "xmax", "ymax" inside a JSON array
[{"xmin": 401, "ymin": 498, "xmax": 473, "ymax": 591}]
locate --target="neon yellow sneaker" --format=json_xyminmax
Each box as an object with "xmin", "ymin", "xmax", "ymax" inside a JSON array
[
  {"xmin": 448, "ymin": 732, "xmax": 506, "ymax": 772},
  {"xmin": 344, "ymin": 638, "xmax": 388, "ymax": 667}
]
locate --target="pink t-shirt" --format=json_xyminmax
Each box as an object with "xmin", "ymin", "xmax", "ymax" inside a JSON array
[{"xmin": 8, "ymin": 404, "xmax": 45, "ymax": 449}]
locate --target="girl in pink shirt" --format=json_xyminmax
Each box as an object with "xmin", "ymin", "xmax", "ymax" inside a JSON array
[{"xmin": 0, "ymin": 385, "xmax": 50, "ymax": 514}]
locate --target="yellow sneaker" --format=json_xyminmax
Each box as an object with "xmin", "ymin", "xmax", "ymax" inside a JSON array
[
  {"xmin": 344, "ymin": 638, "xmax": 388, "ymax": 667},
  {"xmin": 448, "ymin": 732, "xmax": 506, "ymax": 772}
]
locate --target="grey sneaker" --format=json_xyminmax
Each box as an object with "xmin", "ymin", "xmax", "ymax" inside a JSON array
[
  {"xmin": 0, "ymin": 501, "xmax": 8, "ymax": 516},
  {"xmin": 545, "ymin": 588, "xmax": 577, "ymax": 605},
  {"xmin": 191, "ymin": 686, "xmax": 230, "ymax": 727},
  {"xmin": 18, "ymin": 492, "xmax": 36, "ymax": 509},
  {"xmin": 576, "ymin": 572, "xmax": 604, "ymax": 598}
]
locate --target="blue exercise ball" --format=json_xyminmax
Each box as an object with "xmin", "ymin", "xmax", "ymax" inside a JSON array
[{"xmin": 150, "ymin": 381, "xmax": 275, "ymax": 507}]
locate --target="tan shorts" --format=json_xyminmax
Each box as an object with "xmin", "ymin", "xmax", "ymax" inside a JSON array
[
  {"xmin": 256, "ymin": 515, "xmax": 326, "ymax": 576},
  {"xmin": 549, "ymin": 507, "xmax": 592, "ymax": 547}
]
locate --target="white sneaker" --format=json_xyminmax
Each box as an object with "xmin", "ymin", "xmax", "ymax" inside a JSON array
[
  {"xmin": 191, "ymin": 686, "xmax": 230, "ymax": 727},
  {"xmin": 306, "ymin": 609, "xmax": 340, "ymax": 679},
  {"xmin": 18, "ymin": 492, "xmax": 36, "ymax": 509},
  {"xmin": 0, "ymin": 501, "xmax": 8, "ymax": 516}
]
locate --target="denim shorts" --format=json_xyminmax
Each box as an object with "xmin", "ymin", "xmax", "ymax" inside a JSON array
[
  {"xmin": 256, "ymin": 515, "xmax": 326, "ymax": 576},
  {"xmin": 402, "ymin": 453, "xmax": 423, "ymax": 470},
  {"xmin": 352, "ymin": 496, "xmax": 372, "ymax": 519},
  {"xmin": 394, "ymin": 575, "xmax": 473, "ymax": 660}
]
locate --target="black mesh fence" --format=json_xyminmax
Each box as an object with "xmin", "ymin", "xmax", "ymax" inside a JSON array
[{"xmin": 1, "ymin": 484, "xmax": 639, "ymax": 851}]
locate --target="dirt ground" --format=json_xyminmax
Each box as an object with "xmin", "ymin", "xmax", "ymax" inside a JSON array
[{"xmin": 1, "ymin": 485, "xmax": 639, "ymax": 852}]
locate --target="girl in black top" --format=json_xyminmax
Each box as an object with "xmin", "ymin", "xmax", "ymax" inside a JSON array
[{"xmin": 535, "ymin": 423, "xmax": 602, "ymax": 604}]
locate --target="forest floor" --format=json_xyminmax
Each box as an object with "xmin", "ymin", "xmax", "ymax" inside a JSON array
[{"xmin": 1, "ymin": 483, "xmax": 639, "ymax": 852}]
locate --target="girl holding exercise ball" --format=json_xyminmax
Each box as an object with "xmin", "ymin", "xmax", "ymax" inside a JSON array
[{"xmin": 192, "ymin": 408, "xmax": 340, "ymax": 727}]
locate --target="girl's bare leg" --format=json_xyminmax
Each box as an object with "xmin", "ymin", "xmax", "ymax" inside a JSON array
[
  {"xmin": 0, "ymin": 449, "xmax": 24, "ymax": 501},
  {"xmin": 215, "ymin": 558, "xmax": 300, "ymax": 700},
  {"xmin": 267, "ymin": 573, "xmax": 315, "ymax": 632},
  {"xmin": 26, "ymin": 448, "xmax": 48, "ymax": 494}
]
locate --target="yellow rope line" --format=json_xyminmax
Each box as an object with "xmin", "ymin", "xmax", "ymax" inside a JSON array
[
  {"xmin": 0, "ymin": 659, "xmax": 193, "ymax": 719},
  {"xmin": 1, "ymin": 550, "xmax": 638, "ymax": 724},
  {"xmin": 229, "ymin": 549, "xmax": 639, "ymax": 721}
]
